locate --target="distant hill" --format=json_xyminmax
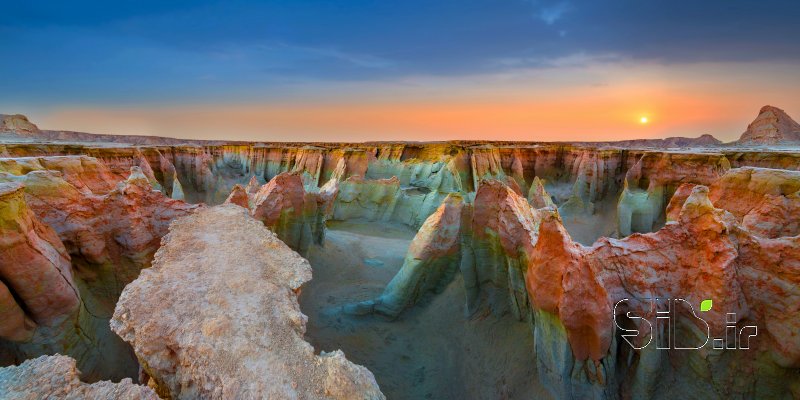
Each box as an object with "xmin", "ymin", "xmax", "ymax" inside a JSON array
[
  {"xmin": 597, "ymin": 134, "xmax": 722, "ymax": 149},
  {"xmin": 0, "ymin": 114, "xmax": 40, "ymax": 135},
  {"xmin": 0, "ymin": 113, "xmax": 211, "ymax": 146},
  {"xmin": 735, "ymin": 105, "xmax": 800, "ymax": 146}
]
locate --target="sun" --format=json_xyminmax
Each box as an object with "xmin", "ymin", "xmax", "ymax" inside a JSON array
[{"xmin": 639, "ymin": 116, "xmax": 649, "ymax": 124}]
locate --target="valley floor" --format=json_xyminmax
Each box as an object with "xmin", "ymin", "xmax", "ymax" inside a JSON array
[{"xmin": 300, "ymin": 220, "xmax": 551, "ymax": 400}]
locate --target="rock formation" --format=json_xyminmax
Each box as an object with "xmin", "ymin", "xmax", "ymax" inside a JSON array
[
  {"xmin": 0, "ymin": 159, "xmax": 197, "ymax": 382},
  {"xmin": 527, "ymin": 176, "xmax": 556, "ymax": 209},
  {"xmin": 170, "ymin": 170, "xmax": 186, "ymax": 200},
  {"xmin": 616, "ymin": 151, "xmax": 731, "ymax": 236},
  {"xmin": 245, "ymin": 174, "xmax": 260, "ymax": 193},
  {"xmin": 616, "ymin": 178, "xmax": 661, "ymax": 236},
  {"xmin": 0, "ymin": 355, "xmax": 158, "ymax": 399},
  {"xmin": 737, "ymin": 105, "xmax": 800, "ymax": 145},
  {"xmin": 1, "ymin": 165, "xmax": 198, "ymax": 291},
  {"xmin": 0, "ymin": 114, "xmax": 40, "ymax": 135},
  {"xmin": 345, "ymin": 193, "xmax": 465, "ymax": 317},
  {"xmin": 492, "ymin": 186, "xmax": 797, "ymax": 395},
  {"xmin": 0, "ymin": 182, "xmax": 79, "ymax": 342},
  {"xmin": 364, "ymin": 173, "xmax": 800, "ymax": 398},
  {"xmin": 111, "ymin": 205, "xmax": 384, "ymax": 399},
  {"xmin": 0, "ymin": 155, "xmax": 121, "ymax": 194},
  {"xmin": 708, "ymin": 166, "xmax": 800, "ymax": 237},
  {"xmin": 333, "ymin": 176, "xmax": 402, "ymax": 222},
  {"xmin": 667, "ymin": 167, "xmax": 800, "ymax": 237},
  {"xmin": 664, "ymin": 182, "xmax": 696, "ymax": 221},
  {"xmin": 224, "ymin": 183, "xmax": 250, "ymax": 209},
  {"xmin": 252, "ymin": 172, "xmax": 321, "ymax": 253}
]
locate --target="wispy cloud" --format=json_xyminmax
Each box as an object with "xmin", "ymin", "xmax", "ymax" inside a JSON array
[
  {"xmin": 209, "ymin": 41, "xmax": 394, "ymax": 70},
  {"xmin": 490, "ymin": 51, "xmax": 625, "ymax": 69},
  {"xmin": 257, "ymin": 43, "xmax": 394, "ymax": 69},
  {"xmin": 537, "ymin": 1, "xmax": 572, "ymax": 25}
]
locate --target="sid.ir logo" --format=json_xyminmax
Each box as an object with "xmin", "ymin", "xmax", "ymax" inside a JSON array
[{"xmin": 613, "ymin": 298, "xmax": 758, "ymax": 350}]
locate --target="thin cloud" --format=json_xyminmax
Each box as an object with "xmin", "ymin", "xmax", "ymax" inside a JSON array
[
  {"xmin": 490, "ymin": 52, "xmax": 625, "ymax": 69},
  {"xmin": 538, "ymin": 1, "xmax": 572, "ymax": 24},
  {"xmin": 270, "ymin": 43, "xmax": 394, "ymax": 69}
]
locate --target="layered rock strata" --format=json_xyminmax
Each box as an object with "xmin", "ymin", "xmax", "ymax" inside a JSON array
[
  {"xmin": 527, "ymin": 176, "xmax": 555, "ymax": 208},
  {"xmin": 111, "ymin": 204, "xmax": 384, "ymax": 399},
  {"xmin": 1, "ymin": 138, "xmax": 796, "ymax": 242}
]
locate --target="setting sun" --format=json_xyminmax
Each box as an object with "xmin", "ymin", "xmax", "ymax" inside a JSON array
[{"xmin": 640, "ymin": 116, "xmax": 649, "ymax": 124}]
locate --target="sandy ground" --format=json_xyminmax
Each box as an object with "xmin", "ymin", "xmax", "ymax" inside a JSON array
[
  {"xmin": 300, "ymin": 219, "xmax": 551, "ymax": 400},
  {"xmin": 560, "ymin": 196, "xmax": 623, "ymax": 245}
]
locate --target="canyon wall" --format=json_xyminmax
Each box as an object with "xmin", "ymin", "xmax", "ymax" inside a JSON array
[
  {"xmin": 0, "ymin": 156, "xmax": 197, "ymax": 382},
  {"xmin": 1, "ymin": 143, "xmax": 796, "ymax": 268},
  {"xmin": 6, "ymin": 142, "xmax": 796, "ymax": 238}
]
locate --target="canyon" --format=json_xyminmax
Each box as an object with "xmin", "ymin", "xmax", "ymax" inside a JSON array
[{"xmin": 0, "ymin": 107, "xmax": 799, "ymax": 399}]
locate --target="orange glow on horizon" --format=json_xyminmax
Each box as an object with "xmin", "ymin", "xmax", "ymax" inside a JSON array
[
  {"xmin": 12, "ymin": 62, "xmax": 800, "ymax": 142},
  {"xmin": 27, "ymin": 60, "xmax": 800, "ymax": 143},
  {"xmin": 34, "ymin": 95, "xmax": 743, "ymax": 143}
]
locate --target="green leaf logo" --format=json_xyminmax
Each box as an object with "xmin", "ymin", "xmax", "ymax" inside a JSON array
[{"xmin": 700, "ymin": 299, "xmax": 713, "ymax": 312}]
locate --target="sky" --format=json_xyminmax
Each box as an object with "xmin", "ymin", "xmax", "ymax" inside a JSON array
[{"xmin": 1, "ymin": 0, "xmax": 799, "ymax": 142}]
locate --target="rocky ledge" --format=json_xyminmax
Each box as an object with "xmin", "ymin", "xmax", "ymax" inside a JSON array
[
  {"xmin": 0, "ymin": 354, "xmax": 157, "ymax": 399},
  {"xmin": 110, "ymin": 204, "xmax": 384, "ymax": 399}
]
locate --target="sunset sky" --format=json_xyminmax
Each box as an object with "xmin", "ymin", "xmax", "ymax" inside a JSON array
[{"xmin": 2, "ymin": 1, "xmax": 799, "ymax": 142}]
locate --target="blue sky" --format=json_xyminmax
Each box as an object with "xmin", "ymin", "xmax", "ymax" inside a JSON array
[{"xmin": 1, "ymin": 1, "xmax": 799, "ymax": 141}]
